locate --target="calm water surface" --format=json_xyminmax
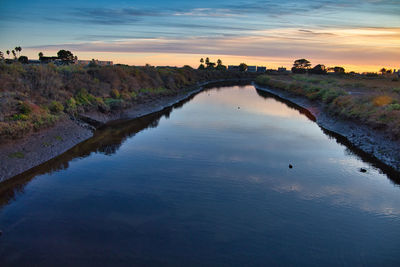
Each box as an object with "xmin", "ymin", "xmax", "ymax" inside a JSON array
[{"xmin": 0, "ymin": 85, "xmax": 400, "ymax": 266}]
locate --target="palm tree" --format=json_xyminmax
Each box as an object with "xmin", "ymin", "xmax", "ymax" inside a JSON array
[
  {"xmin": 0, "ymin": 51, "xmax": 4, "ymax": 61},
  {"xmin": 6, "ymin": 50, "xmax": 10, "ymax": 58},
  {"xmin": 12, "ymin": 50, "xmax": 16, "ymax": 59},
  {"xmin": 38, "ymin": 52, "xmax": 43, "ymax": 58},
  {"xmin": 217, "ymin": 59, "xmax": 222, "ymax": 66},
  {"xmin": 200, "ymin": 58, "xmax": 204, "ymax": 64},
  {"xmin": 15, "ymin": 46, "xmax": 22, "ymax": 57},
  {"xmin": 380, "ymin": 68, "xmax": 387, "ymax": 75}
]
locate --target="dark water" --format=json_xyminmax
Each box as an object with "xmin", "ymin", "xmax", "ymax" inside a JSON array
[{"xmin": 1, "ymin": 85, "xmax": 400, "ymax": 266}]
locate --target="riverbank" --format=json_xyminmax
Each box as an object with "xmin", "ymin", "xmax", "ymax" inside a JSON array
[
  {"xmin": 0, "ymin": 78, "xmax": 253, "ymax": 182},
  {"xmin": 254, "ymin": 76, "xmax": 400, "ymax": 175}
]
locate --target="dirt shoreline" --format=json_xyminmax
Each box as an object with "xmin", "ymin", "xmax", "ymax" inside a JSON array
[
  {"xmin": 0, "ymin": 79, "xmax": 251, "ymax": 182},
  {"xmin": 255, "ymin": 83, "xmax": 400, "ymax": 177}
]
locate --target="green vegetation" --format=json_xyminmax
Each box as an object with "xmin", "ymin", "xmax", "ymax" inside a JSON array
[
  {"xmin": 0, "ymin": 62, "xmax": 254, "ymax": 141},
  {"xmin": 8, "ymin": 152, "xmax": 25, "ymax": 159}
]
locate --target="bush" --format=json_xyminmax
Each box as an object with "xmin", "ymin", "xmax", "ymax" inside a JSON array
[
  {"xmin": 19, "ymin": 101, "xmax": 32, "ymax": 115},
  {"xmin": 387, "ymin": 103, "xmax": 400, "ymax": 111},
  {"xmin": 255, "ymin": 75, "xmax": 270, "ymax": 85},
  {"xmin": 49, "ymin": 101, "xmax": 64, "ymax": 113},
  {"xmin": 110, "ymin": 89, "xmax": 120, "ymax": 98}
]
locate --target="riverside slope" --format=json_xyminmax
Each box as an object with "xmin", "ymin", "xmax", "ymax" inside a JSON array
[{"xmin": 255, "ymin": 83, "xmax": 400, "ymax": 179}]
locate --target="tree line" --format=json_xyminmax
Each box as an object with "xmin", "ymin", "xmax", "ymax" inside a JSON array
[
  {"xmin": 0, "ymin": 47, "xmax": 77, "ymax": 64},
  {"xmin": 291, "ymin": 59, "xmax": 345, "ymax": 74}
]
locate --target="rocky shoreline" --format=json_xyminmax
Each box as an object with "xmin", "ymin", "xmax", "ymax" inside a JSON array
[
  {"xmin": 0, "ymin": 79, "xmax": 251, "ymax": 183},
  {"xmin": 255, "ymin": 83, "xmax": 400, "ymax": 179}
]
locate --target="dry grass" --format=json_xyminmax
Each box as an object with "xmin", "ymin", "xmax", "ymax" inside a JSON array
[
  {"xmin": 0, "ymin": 63, "xmax": 254, "ymax": 141},
  {"xmin": 256, "ymin": 74, "xmax": 400, "ymax": 140}
]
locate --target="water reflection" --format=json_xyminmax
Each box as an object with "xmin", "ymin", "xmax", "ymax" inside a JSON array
[
  {"xmin": 256, "ymin": 88, "xmax": 400, "ymax": 184},
  {"xmin": 1, "ymin": 84, "xmax": 400, "ymax": 265}
]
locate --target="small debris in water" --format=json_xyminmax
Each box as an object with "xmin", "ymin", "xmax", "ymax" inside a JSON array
[
  {"xmin": 359, "ymin": 168, "xmax": 367, "ymax": 173},
  {"xmin": 238, "ymin": 107, "xmax": 240, "ymax": 109},
  {"xmin": 289, "ymin": 164, "xmax": 293, "ymax": 169}
]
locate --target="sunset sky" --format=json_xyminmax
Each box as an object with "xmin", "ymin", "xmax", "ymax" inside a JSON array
[{"xmin": 0, "ymin": 0, "xmax": 399, "ymax": 72}]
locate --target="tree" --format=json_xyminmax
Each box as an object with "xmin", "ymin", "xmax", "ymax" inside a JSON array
[
  {"xmin": 292, "ymin": 59, "xmax": 311, "ymax": 73},
  {"xmin": 206, "ymin": 62, "xmax": 216, "ymax": 69},
  {"xmin": 15, "ymin": 46, "xmax": 22, "ymax": 57},
  {"xmin": 198, "ymin": 58, "xmax": 205, "ymax": 69},
  {"xmin": 380, "ymin": 68, "xmax": 387, "ymax": 75},
  {"xmin": 205, "ymin": 57, "xmax": 210, "ymax": 65},
  {"xmin": 12, "ymin": 50, "xmax": 16, "ymax": 59},
  {"xmin": 239, "ymin": 63, "xmax": 248, "ymax": 72},
  {"xmin": 0, "ymin": 51, "xmax": 4, "ymax": 61},
  {"xmin": 38, "ymin": 52, "xmax": 43, "ymax": 58},
  {"xmin": 18, "ymin": 56, "xmax": 28, "ymax": 64},
  {"xmin": 329, "ymin": 66, "xmax": 345, "ymax": 74},
  {"xmin": 215, "ymin": 59, "xmax": 226, "ymax": 70},
  {"xmin": 309, "ymin": 64, "xmax": 327, "ymax": 74},
  {"xmin": 57, "ymin": 49, "xmax": 74, "ymax": 63},
  {"xmin": 6, "ymin": 50, "xmax": 10, "ymax": 58}
]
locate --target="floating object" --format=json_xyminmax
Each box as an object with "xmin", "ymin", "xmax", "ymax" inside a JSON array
[
  {"xmin": 289, "ymin": 164, "xmax": 293, "ymax": 169},
  {"xmin": 238, "ymin": 107, "xmax": 240, "ymax": 109},
  {"xmin": 359, "ymin": 168, "xmax": 367, "ymax": 173}
]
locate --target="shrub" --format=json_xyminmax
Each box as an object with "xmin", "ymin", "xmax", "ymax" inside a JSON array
[
  {"xmin": 19, "ymin": 101, "xmax": 32, "ymax": 115},
  {"xmin": 110, "ymin": 89, "xmax": 120, "ymax": 98},
  {"xmin": 373, "ymin": 95, "xmax": 393, "ymax": 106},
  {"xmin": 255, "ymin": 75, "xmax": 270, "ymax": 85},
  {"xmin": 66, "ymin": 97, "xmax": 77, "ymax": 111},
  {"xmin": 49, "ymin": 101, "xmax": 64, "ymax": 113},
  {"xmin": 387, "ymin": 103, "xmax": 400, "ymax": 111}
]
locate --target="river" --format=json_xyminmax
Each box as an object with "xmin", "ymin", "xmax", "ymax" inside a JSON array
[{"xmin": 0, "ymin": 84, "xmax": 399, "ymax": 265}]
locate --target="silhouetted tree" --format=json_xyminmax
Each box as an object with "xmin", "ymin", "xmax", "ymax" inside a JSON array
[
  {"xmin": 0, "ymin": 51, "xmax": 4, "ymax": 61},
  {"xmin": 239, "ymin": 63, "xmax": 248, "ymax": 72},
  {"xmin": 309, "ymin": 64, "xmax": 327, "ymax": 74},
  {"xmin": 18, "ymin": 56, "xmax": 28, "ymax": 64},
  {"xmin": 380, "ymin": 68, "xmax": 387, "ymax": 75},
  {"xmin": 215, "ymin": 59, "xmax": 226, "ymax": 70},
  {"xmin": 198, "ymin": 58, "xmax": 205, "ymax": 69},
  {"xmin": 15, "ymin": 46, "xmax": 22, "ymax": 57},
  {"xmin": 11, "ymin": 50, "xmax": 16, "ymax": 59},
  {"xmin": 38, "ymin": 52, "xmax": 43, "ymax": 58},
  {"xmin": 329, "ymin": 66, "xmax": 345, "ymax": 74},
  {"xmin": 57, "ymin": 49, "xmax": 74, "ymax": 63},
  {"xmin": 292, "ymin": 58, "xmax": 311, "ymax": 73},
  {"xmin": 6, "ymin": 50, "xmax": 10, "ymax": 58}
]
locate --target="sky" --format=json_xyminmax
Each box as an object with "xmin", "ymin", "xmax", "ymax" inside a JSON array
[{"xmin": 0, "ymin": 0, "xmax": 399, "ymax": 72}]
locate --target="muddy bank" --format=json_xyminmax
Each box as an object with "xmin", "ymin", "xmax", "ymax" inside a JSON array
[
  {"xmin": 0, "ymin": 79, "xmax": 252, "ymax": 182},
  {"xmin": 255, "ymin": 83, "xmax": 400, "ymax": 176}
]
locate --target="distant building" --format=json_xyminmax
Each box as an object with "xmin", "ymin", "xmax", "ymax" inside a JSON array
[
  {"xmin": 257, "ymin": 66, "xmax": 266, "ymax": 73},
  {"xmin": 278, "ymin": 67, "xmax": 287, "ymax": 72},
  {"xmin": 228, "ymin": 65, "xmax": 239, "ymax": 71},
  {"xmin": 76, "ymin": 59, "xmax": 113, "ymax": 66},
  {"xmin": 247, "ymin": 66, "xmax": 257, "ymax": 72},
  {"xmin": 28, "ymin": 60, "xmax": 41, "ymax": 65}
]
